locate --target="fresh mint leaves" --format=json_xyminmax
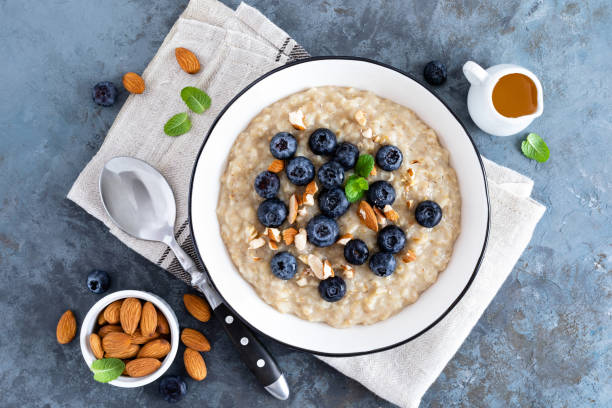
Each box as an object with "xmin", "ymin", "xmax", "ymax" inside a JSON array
[
  {"xmin": 164, "ymin": 112, "xmax": 192, "ymax": 136},
  {"xmin": 180, "ymin": 86, "xmax": 211, "ymax": 114},
  {"xmin": 521, "ymin": 132, "xmax": 549, "ymax": 162},
  {"xmin": 345, "ymin": 174, "xmax": 369, "ymax": 203},
  {"xmin": 355, "ymin": 154, "xmax": 375, "ymax": 178},
  {"xmin": 90, "ymin": 358, "xmax": 125, "ymax": 383}
]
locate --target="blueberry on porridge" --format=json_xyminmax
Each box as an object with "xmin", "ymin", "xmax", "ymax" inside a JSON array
[
  {"xmin": 344, "ymin": 239, "xmax": 369, "ymax": 265},
  {"xmin": 270, "ymin": 132, "xmax": 297, "ymax": 159},
  {"xmin": 369, "ymin": 252, "xmax": 397, "ymax": 277},
  {"xmin": 285, "ymin": 156, "xmax": 315, "ymax": 186},
  {"xmin": 333, "ymin": 142, "xmax": 359, "ymax": 169},
  {"xmin": 317, "ymin": 161, "xmax": 345, "ymax": 189},
  {"xmin": 376, "ymin": 145, "xmax": 403, "ymax": 171},
  {"xmin": 366, "ymin": 180, "xmax": 396, "ymax": 209},
  {"xmin": 318, "ymin": 187, "xmax": 350, "ymax": 219},
  {"xmin": 309, "ymin": 128, "xmax": 337, "ymax": 155},
  {"xmin": 254, "ymin": 171, "xmax": 280, "ymax": 198}
]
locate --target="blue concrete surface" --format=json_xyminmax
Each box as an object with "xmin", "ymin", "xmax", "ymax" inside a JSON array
[{"xmin": 0, "ymin": 0, "xmax": 610, "ymax": 406}]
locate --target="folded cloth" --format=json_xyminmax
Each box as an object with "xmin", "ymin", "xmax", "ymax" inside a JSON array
[{"xmin": 68, "ymin": 1, "xmax": 545, "ymax": 407}]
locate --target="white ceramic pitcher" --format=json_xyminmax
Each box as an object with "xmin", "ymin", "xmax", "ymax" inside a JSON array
[{"xmin": 463, "ymin": 61, "xmax": 543, "ymax": 136}]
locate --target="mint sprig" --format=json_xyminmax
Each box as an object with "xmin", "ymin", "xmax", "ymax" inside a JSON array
[
  {"xmin": 355, "ymin": 154, "xmax": 375, "ymax": 178},
  {"xmin": 90, "ymin": 358, "xmax": 125, "ymax": 383},
  {"xmin": 345, "ymin": 174, "xmax": 369, "ymax": 203},
  {"xmin": 180, "ymin": 86, "xmax": 211, "ymax": 114},
  {"xmin": 521, "ymin": 132, "xmax": 549, "ymax": 162},
  {"xmin": 164, "ymin": 112, "xmax": 192, "ymax": 136}
]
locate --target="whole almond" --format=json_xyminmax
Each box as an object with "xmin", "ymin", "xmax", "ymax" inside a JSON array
[
  {"xmin": 125, "ymin": 358, "xmax": 161, "ymax": 377},
  {"xmin": 137, "ymin": 339, "xmax": 171, "ymax": 359},
  {"xmin": 56, "ymin": 310, "xmax": 77, "ymax": 344},
  {"xmin": 358, "ymin": 200, "xmax": 379, "ymax": 232},
  {"xmin": 89, "ymin": 333, "xmax": 104, "ymax": 359},
  {"xmin": 184, "ymin": 348, "xmax": 207, "ymax": 381},
  {"xmin": 181, "ymin": 328, "xmax": 211, "ymax": 352},
  {"xmin": 140, "ymin": 302, "xmax": 157, "ymax": 337},
  {"xmin": 102, "ymin": 331, "xmax": 132, "ymax": 354},
  {"xmin": 156, "ymin": 310, "xmax": 170, "ymax": 334},
  {"xmin": 130, "ymin": 330, "xmax": 160, "ymax": 345},
  {"xmin": 105, "ymin": 344, "xmax": 140, "ymax": 359},
  {"xmin": 97, "ymin": 313, "xmax": 107, "ymax": 325},
  {"xmin": 122, "ymin": 72, "xmax": 145, "ymax": 94},
  {"xmin": 103, "ymin": 300, "xmax": 123, "ymax": 324},
  {"xmin": 175, "ymin": 47, "xmax": 200, "ymax": 74},
  {"xmin": 120, "ymin": 298, "xmax": 142, "ymax": 335},
  {"xmin": 98, "ymin": 324, "xmax": 123, "ymax": 338},
  {"xmin": 183, "ymin": 294, "xmax": 211, "ymax": 322}
]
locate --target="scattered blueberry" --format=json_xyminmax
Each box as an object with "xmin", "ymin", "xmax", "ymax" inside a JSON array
[
  {"xmin": 92, "ymin": 81, "xmax": 118, "ymax": 106},
  {"xmin": 375, "ymin": 145, "xmax": 403, "ymax": 171},
  {"xmin": 270, "ymin": 252, "xmax": 298, "ymax": 280},
  {"xmin": 369, "ymin": 252, "xmax": 397, "ymax": 277},
  {"xmin": 344, "ymin": 239, "xmax": 369, "ymax": 265},
  {"xmin": 423, "ymin": 60, "xmax": 447, "ymax": 86},
  {"xmin": 269, "ymin": 132, "xmax": 297, "ymax": 159},
  {"xmin": 306, "ymin": 214, "xmax": 339, "ymax": 247},
  {"xmin": 87, "ymin": 269, "xmax": 110, "ymax": 294},
  {"xmin": 334, "ymin": 142, "xmax": 359, "ymax": 169},
  {"xmin": 317, "ymin": 161, "xmax": 345, "ymax": 189},
  {"xmin": 415, "ymin": 200, "xmax": 443, "ymax": 228},
  {"xmin": 318, "ymin": 187, "xmax": 350, "ymax": 218},
  {"xmin": 285, "ymin": 156, "xmax": 315, "ymax": 186},
  {"xmin": 366, "ymin": 180, "xmax": 396, "ymax": 208},
  {"xmin": 254, "ymin": 171, "xmax": 280, "ymax": 198},
  {"xmin": 159, "ymin": 375, "xmax": 188, "ymax": 403},
  {"xmin": 318, "ymin": 276, "xmax": 347, "ymax": 302},
  {"xmin": 257, "ymin": 198, "xmax": 287, "ymax": 227},
  {"xmin": 309, "ymin": 128, "xmax": 337, "ymax": 156},
  {"xmin": 377, "ymin": 225, "xmax": 406, "ymax": 254}
]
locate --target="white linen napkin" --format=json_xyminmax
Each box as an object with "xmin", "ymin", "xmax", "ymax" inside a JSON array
[{"xmin": 68, "ymin": 1, "xmax": 545, "ymax": 406}]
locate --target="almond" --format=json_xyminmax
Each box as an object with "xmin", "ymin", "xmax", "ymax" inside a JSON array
[
  {"xmin": 288, "ymin": 194, "xmax": 298, "ymax": 224},
  {"xmin": 248, "ymin": 237, "xmax": 266, "ymax": 249},
  {"xmin": 268, "ymin": 159, "xmax": 284, "ymax": 173},
  {"xmin": 358, "ymin": 201, "xmax": 378, "ymax": 232},
  {"xmin": 361, "ymin": 128, "xmax": 373, "ymax": 139},
  {"xmin": 402, "ymin": 249, "xmax": 417, "ymax": 263},
  {"xmin": 102, "ymin": 332, "xmax": 132, "ymax": 354},
  {"xmin": 184, "ymin": 348, "xmax": 207, "ymax": 381},
  {"xmin": 125, "ymin": 358, "xmax": 161, "ymax": 377},
  {"xmin": 383, "ymin": 205, "xmax": 399, "ymax": 222},
  {"xmin": 103, "ymin": 300, "xmax": 123, "ymax": 324},
  {"xmin": 120, "ymin": 298, "xmax": 142, "ymax": 335},
  {"xmin": 56, "ymin": 310, "xmax": 77, "ymax": 344},
  {"xmin": 282, "ymin": 227, "xmax": 298, "ymax": 245},
  {"xmin": 181, "ymin": 328, "xmax": 211, "ymax": 352},
  {"xmin": 267, "ymin": 228, "xmax": 281, "ymax": 243},
  {"xmin": 156, "ymin": 310, "xmax": 170, "ymax": 335},
  {"xmin": 294, "ymin": 228, "xmax": 307, "ymax": 251},
  {"xmin": 305, "ymin": 180, "xmax": 318, "ymax": 195},
  {"xmin": 288, "ymin": 110, "xmax": 306, "ymax": 130},
  {"xmin": 373, "ymin": 206, "xmax": 387, "ymax": 226},
  {"xmin": 183, "ymin": 294, "xmax": 211, "ymax": 322},
  {"xmin": 302, "ymin": 193, "xmax": 314, "ymax": 206},
  {"xmin": 89, "ymin": 333, "xmax": 104, "ymax": 359},
  {"xmin": 336, "ymin": 233, "xmax": 353, "ymax": 245},
  {"xmin": 122, "ymin": 72, "xmax": 145, "ymax": 94},
  {"xmin": 341, "ymin": 264, "xmax": 355, "ymax": 279},
  {"xmin": 323, "ymin": 260, "xmax": 334, "ymax": 278},
  {"xmin": 105, "ymin": 344, "xmax": 140, "ymax": 359},
  {"xmin": 140, "ymin": 301, "xmax": 158, "ymax": 338},
  {"xmin": 268, "ymin": 240, "xmax": 279, "ymax": 250},
  {"xmin": 175, "ymin": 47, "xmax": 200, "ymax": 74},
  {"xmin": 97, "ymin": 313, "xmax": 107, "ymax": 325},
  {"xmin": 137, "ymin": 338, "xmax": 171, "ymax": 359},
  {"xmin": 98, "ymin": 324, "xmax": 123, "ymax": 338},
  {"xmin": 130, "ymin": 330, "xmax": 160, "ymax": 345},
  {"xmin": 354, "ymin": 110, "xmax": 367, "ymax": 126}
]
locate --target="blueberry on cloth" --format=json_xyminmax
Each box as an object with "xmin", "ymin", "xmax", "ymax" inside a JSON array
[
  {"xmin": 377, "ymin": 225, "xmax": 406, "ymax": 254},
  {"xmin": 257, "ymin": 198, "xmax": 287, "ymax": 228},
  {"xmin": 285, "ymin": 156, "xmax": 315, "ymax": 186},
  {"xmin": 415, "ymin": 200, "xmax": 442, "ymax": 228},
  {"xmin": 344, "ymin": 239, "xmax": 369, "ymax": 265},
  {"xmin": 87, "ymin": 270, "xmax": 110, "ymax": 294},
  {"xmin": 423, "ymin": 60, "xmax": 447, "ymax": 86},
  {"xmin": 366, "ymin": 180, "xmax": 396, "ymax": 209},
  {"xmin": 334, "ymin": 142, "xmax": 359, "ymax": 169},
  {"xmin": 317, "ymin": 161, "xmax": 345, "ymax": 189},
  {"xmin": 375, "ymin": 145, "xmax": 403, "ymax": 171},
  {"xmin": 309, "ymin": 128, "xmax": 337, "ymax": 156},
  {"xmin": 269, "ymin": 132, "xmax": 297, "ymax": 159},
  {"xmin": 369, "ymin": 252, "xmax": 397, "ymax": 277},
  {"xmin": 270, "ymin": 252, "xmax": 298, "ymax": 280},
  {"xmin": 306, "ymin": 214, "xmax": 339, "ymax": 247},
  {"xmin": 318, "ymin": 276, "xmax": 347, "ymax": 302},
  {"xmin": 159, "ymin": 375, "xmax": 188, "ymax": 403},
  {"xmin": 318, "ymin": 187, "xmax": 350, "ymax": 219}
]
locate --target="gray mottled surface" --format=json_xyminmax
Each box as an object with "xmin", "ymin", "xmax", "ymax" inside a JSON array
[{"xmin": 0, "ymin": 0, "xmax": 610, "ymax": 407}]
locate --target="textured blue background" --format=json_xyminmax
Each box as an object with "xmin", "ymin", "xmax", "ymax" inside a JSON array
[{"xmin": 0, "ymin": 0, "xmax": 610, "ymax": 407}]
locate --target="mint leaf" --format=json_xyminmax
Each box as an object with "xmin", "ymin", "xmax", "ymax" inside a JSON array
[
  {"xmin": 345, "ymin": 175, "xmax": 369, "ymax": 203},
  {"xmin": 521, "ymin": 133, "xmax": 549, "ymax": 162},
  {"xmin": 180, "ymin": 86, "xmax": 211, "ymax": 114},
  {"xmin": 164, "ymin": 112, "xmax": 191, "ymax": 136},
  {"xmin": 355, "ymin": 154, "xmax": 375, "ymax": 178},
  {"xmin": 91, "ymin": 358, "xmax": 125, "ymax": 383}
]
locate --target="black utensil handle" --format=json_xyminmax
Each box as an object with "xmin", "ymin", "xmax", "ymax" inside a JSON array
[{"xmin": 213, "ymin": 303, "xmax": 282, "ymax": 387}]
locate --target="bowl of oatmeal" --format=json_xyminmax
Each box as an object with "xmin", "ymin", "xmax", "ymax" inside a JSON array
[{"xmin": 190, "ymin": 57, "xmax": 489, "ymax": 356}]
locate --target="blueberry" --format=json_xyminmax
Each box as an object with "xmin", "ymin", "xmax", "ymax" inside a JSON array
[
  {"xmin": 366, "ymin": 180, "xmax": 396, "ymax": 209},
  {"xmin": 415, "ymin": 200, "xmax": 442, "ymax": 228},
  {"xmin": 306, "ymin": 214, "xmax": 339, "ymax": 247},
  {"xmin": 270, "ymin": 252, "xmax": 298, "ymax": 280},
  {"xmin": 92, "ymin": 81, "xmax": 118, "ymax": 106},
  {"xmin": 317, "ymin": 161, "xmax": 345, "ymax": 189},
  {"xmin": 254, "ymin": 171, "xmax": 280, "ymax": 198},
  {"xmin": 309, "ymin": 128, "xmax": 337, "ymax": 155},
  {"xmin": 334, "ymin": 142, "xmax": 359, "ymax": 169},
  {"xmin": 344, "ymin": 239, "xmax": 369, "ymax": 265},
  {"xmin": 257, "ymin": 198, "xmax": 287, "ymax": 228},
  {"xmin": 285, "ymin": 156, "xmax": 315, "ymax": 186},
  {"xmin": 423, "ymin": 60, "xmax": 447, "ymax": 86},
  {"xmin": 375, "ymin": 145, "xmax": 403, "ymax": 171},
  {"xmin": 377, "ymin": 225, "xmax": 406, "ymax": 254},
  {"xmin": 318, "ymin": 187, "xmax": 350, "ymax": 219},
  {"xmin": 269, "ymin": 132, "xmax": 297, "ymax": 159},
  {"xmin": 87, "ymin": 270, "xmax": 110, "ymax": 294},
  {"xmin": 318, "ymin": 276, "xmax": 347, "ymax": 302},
  {"xmin": 159, "ymin": 375, "xmax": 188, "ymax": 403},
  {"xmin": 369, "ymin": 252, "xmax": 397, "ymax": 277}
]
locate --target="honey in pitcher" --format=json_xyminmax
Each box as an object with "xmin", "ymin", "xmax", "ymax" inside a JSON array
[{"xmin": 492, "ymin": 73, "xmax": 538, "ymax": 118}]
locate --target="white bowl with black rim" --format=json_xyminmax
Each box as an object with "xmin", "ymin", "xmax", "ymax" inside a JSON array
[{"xmin": 189, "ymin": 57, "xmax": 489, "ymax": 356}]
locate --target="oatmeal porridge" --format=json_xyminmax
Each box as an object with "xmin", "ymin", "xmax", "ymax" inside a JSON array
[{"xmin": 217, "ymin": 86, "xmax": 461, "ymax": 327}]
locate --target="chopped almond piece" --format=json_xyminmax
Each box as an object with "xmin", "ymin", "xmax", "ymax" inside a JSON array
[
  {"xmin": 252, "ymin": 256, "xmax": 262, "ymax": 261},
  {"xmin": 354, "ymin": 110, "xmax": 367, "ymax": 126},
  {"xmin": 383, "ymin": 205, "xmax": 399, "ymax": 222},
  {"xmin": 283, "ymin": 227, "xmax": 298, "ymax": 245},
  {"xmin": 295, "ymin": 275, "xmax": 308, "ymax": 287},
  {"xmin": 406, "ymin": 199, "xmax": 414, "ymax": 209},
  {"xmin": 308, "ymin": 255, "xmax": 325, "ymax": 279},
  {"xmin": 268, "ymin": 159, "xmax": 284, "ymax": 173},
  {"xmin": 246, "ymin": 225, "xmax": 258, "ymax": 242},
  {"xmin": 248, "ymin": 237, "xmax": 265, "ymax": 249},
  {"xmin": 298, "ymin": 254, "xmax": 309, "ymax": 264},
  {"xmin": 336, "ymin": 233, "xmax": 353, "ymax": 245},
  {"xmin": 341, "ymin": 265, "xmax": 355, "ymax": 279},
  {"xmin": 267, "ymin": 228, "xmax": 281, "ymax": 243},
  {"xmin": 323, "ymin": 260, "xmax": 334, "ymax": 278},
  {"xmin": 302, "ymin": 193, "xmax": 314, "ymax": 206},
  {"xmin": 373, "ymin": 207, "xmax": 387, "ymax": 226},
  {"xmin": 402, "ymin": 250, "xmax": 416, "ymax": 263},
  {"xmin": 305, "ymin": 180, "xmax": 318, "ymax": 195},
  {"xmin": 358, "ymin": 201, "xmax": 378, "ymax": 232},
  {"xmin": 361, "ymin": 128, "xmax": 373, "ymax": 139},
  {"xmin": 294, "ymin": 228, "xmax": 307, "ymax": 251},
  {"xmin": 288, "ymin": 194, "xmax": 298, "ymax": 224},
  {"xmin": 289, "ymin": 110, "xmax": 307, "ymax": 130},
  {"xmin": 268, "ymin": 240, "xmax": 278, "ymax": 250}
]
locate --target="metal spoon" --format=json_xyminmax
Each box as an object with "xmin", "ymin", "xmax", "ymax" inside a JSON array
[{"xmin": 99, "ymin": 156, "xmax": 289, "ymax": 400}]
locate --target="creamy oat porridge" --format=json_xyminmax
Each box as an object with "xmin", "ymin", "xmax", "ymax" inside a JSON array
[{"xmin": 217, "ymin": 86, "xmax": 461, "ymax": 328}]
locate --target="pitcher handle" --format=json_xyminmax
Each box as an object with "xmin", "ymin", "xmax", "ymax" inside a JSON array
[{"xmin": 463, "ymin": 61, "xmax": 488, "ymax": 86}]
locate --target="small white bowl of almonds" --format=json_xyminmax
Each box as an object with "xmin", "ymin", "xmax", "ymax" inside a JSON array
[{"xmin": 79, "ymin": 290, "xmax": 179, "ymax": 388}]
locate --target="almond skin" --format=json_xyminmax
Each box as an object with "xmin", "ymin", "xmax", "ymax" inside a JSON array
[
  {"xmin": 184, "ymin": 348, "xmax": 207, "ymax": 381},
  {"xmin": 122, "ymin": 72, "xmax": 145, "ymax": 94},
  {"xmin": 140, "ymin": 302, "xmax": 158, "ymax": 337},
  {"xmin": 103, "ymin": 300, "xmax": 122, "ymax": 324},
  {"xmin": 102, "ymin": 331, "xmax": 132, "ymax": 354},
  {"xmin": 105, "ymin": 344, "xmax": 140, "ymax": 359},
  {"xmin": 156, "ymin": 310, "xmax": 170, "ymax": 334},
  {"xmin": 98, "ymin": 324, "xmax": 123, "ymax": 338},
  {"xmin": 120, "ymin": 298, "xmax": 142, "ymax": 335},
  {"xmin": 137, "ymin": 339, "xmax": 171, "ymax": 359},
  {"xmin": 175, "ymin": 47, "xmax": 200, "ymax": 74},
  {"xmin": 130, "ymin": 330, "xmax": 161, "ymax": 345},
  {"xmin": 89, "ymin": 333, "xmax": 104, "ymax": 359},
  {"xmin": 181, "ymin": 328, "xmax": 211, "ymax": 352},
  {"xmin": 183, "ymin": 294, "xmax": 211, "ymax": 322},
  {"xmin": 56, "ymin": 310, "xmax": 77, "ymax": 344},
  {"xmin": 125, "ymin": 358, "xmax": 161, "ymax": 377}
]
